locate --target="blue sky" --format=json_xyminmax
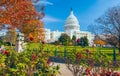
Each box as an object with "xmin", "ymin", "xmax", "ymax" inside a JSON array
[{"xmin": 35, "ymin": 0, "xmax": 120, "ymax": 32}]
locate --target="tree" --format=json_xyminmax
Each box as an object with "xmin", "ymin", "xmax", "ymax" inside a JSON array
[
  {"xmin": 83, "ymin": 36, "xmax": 89, "ymax": 46},
  {"xmin": 72, "ymin": 35, "xmax": 76, "ymax": 46},
  {"xmin": 22, "ymin": 20, "xmax": 45, "ymax": 42},
  {"xmin": 94, "ymin": 39, "xmax": 106, "ymax": 46},
  {"xmin": 0, "ymin": 0, "xmax": 36, "ymax": 28},
  {"xmin": 77, "ymin": 37, "xmax": 89, "ymax": 47},
  {"xmin": 77, "ymin": 38, "xmax": 80, "ymax": 45},
  {"xmin": 96, "ymin": 5, "xmax": 120, "ymax": 52},
  {"xmin": 5, "ymin": 28, "xmax": 17, "ymax": 46},
  {"xmin": 58, "ymin": 34, "xmax": 70, "ymax": 45},
  {"xmin": 72, "ymin": 35, "xmax": 76, "ymax": 41},
  {"xmin": 79, "ymin": 37, "xmax": 87, "ymax": 47},
  {"xmin": 0, "ymin": 0, "xmax": 45, "ymax": 41}
]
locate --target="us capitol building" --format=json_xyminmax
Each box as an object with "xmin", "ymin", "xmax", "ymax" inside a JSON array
[{"xmin": 44, "ymin": 9, "xmax": 94, "ymax": 46}]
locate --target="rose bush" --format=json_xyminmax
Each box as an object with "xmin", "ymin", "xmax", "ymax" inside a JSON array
[
  {"xmin": 66, "ymin": 49, "xmax": 120, "ymax": 76},
  {"xmin": 0, "ymin": 44, "xmax": 60, "ymax": 76}
]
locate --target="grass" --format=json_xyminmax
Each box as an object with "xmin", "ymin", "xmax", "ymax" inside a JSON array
[
  {"xmin": 26, "ymin": 43, "xmax": 119, "ymax": 52},
  {"xmin": 27, "ymin": 43, "xmax": 119, "ymax": 55},
  {"xmin": 5, "ymin": 42, "xmax": 120, "ymax": 60}
]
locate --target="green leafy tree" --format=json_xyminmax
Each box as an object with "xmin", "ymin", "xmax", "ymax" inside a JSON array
[
  {"xmin": 80, "ymin": 37, "xmax": 84, "ymax": 46},
  {"xmin": 83, "ymin": 36, "xmax": 89, "ymax": 46},
  {"xmin": 58, "ymin": 34, "xmax": 71, "ymax": 45},
  {"xmin": 72, "ymin": 35, "xmax": 76, "ymax": 46},
  {"xmin": 72, "ymin": 35, "xmax": 76, "ymax": 41},
  {"xmin": 79, "ymin": 37, "xmax": 89, "ymax": 47}
]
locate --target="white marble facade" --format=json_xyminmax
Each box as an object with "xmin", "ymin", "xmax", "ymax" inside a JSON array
[{"xmin": 44, "ymin": 9, "xmax": 94, "ymax": 46}]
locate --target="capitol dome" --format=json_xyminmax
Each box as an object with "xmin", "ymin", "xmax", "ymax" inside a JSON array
[{"xmin": 64, "ymin": 9, "xmax": 80, "ymax": 33}]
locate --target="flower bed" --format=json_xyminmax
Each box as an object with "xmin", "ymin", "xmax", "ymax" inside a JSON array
[
  {"xmin": 65, "ymin": 50, "xmax": 120, "ymax": 76},
  {"xmin": 0, "ymin": 48, "xmax": 60, "ymax": 76}
]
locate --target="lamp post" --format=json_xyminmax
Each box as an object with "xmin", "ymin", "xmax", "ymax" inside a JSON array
[
  {"xmin": 113, "ymin": 45, "xmax": 116, "ymax": 66},
  {"xmin": 64, "ymin": 48, "xmax": 67, "ymax": 58},
  {"xmin": 54, "ymin": 48, "xmax": 58, "ymax": 57},
  {"xmin": 113, "ymin": 12, "xmax": 119, "ymax": 65}
]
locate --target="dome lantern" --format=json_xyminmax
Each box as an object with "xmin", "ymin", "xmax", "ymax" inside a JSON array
[{"xmin": 70, "ymin": 8, "xmax": 74, "ymax": 15}]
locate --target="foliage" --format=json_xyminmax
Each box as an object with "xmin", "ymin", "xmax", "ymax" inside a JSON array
[
  {"xmin": 0, "ymin": 0, "xmax": 36, "ymax": 28},
  {"xmin": 95, "ymin": 5, "xmax": 120, "ymax": 52},
  {"xmin": 72, "ymin": 35, "xmax": 76, "ymax": 46},
  {"xmin": 1, "ymin": 42, "xmax": 119, "ymax": 76},
  {"xmin": 76, "ymin": 38, "xmax": 80, "ymax": 45},
  {"xmin": 83, "ymin": 36, "xmax": 89, "ymax": 46},
  {"xmin": 72, "ymin": 35, "xmax": 76, "ymax": 41},
  {"xmin": 0, "ymin": 0, "xmax": 45, "ymax": 42},
  {"xmin": 94, "ymin": 39, "xmax": 106, "ymax": 45},
  {"xmin": 65, "ymin": 49, "xmax": 120, "ymax": 76},
  {"xmin": 77, "ymin": 36, "xmax": 89, "ymax": 47},
  {"xmin": 0, "ymin": 43, "xmax": 60, "ymax": 76},
  {"xmin": 58, "ymin": 34, "xmax": 71, "ymax": 45},
  {"xmin": 4, "ymin": 28, "xmax": 17, "ymax": 46},
  {"xmin": 25, "ymin": 43, "xmax": 120, "ymax": 57}
]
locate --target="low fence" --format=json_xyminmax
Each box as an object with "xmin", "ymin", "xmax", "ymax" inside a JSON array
[{"xmin": 44, "ymin": 48, "xmax": 120, "ymax": 63}]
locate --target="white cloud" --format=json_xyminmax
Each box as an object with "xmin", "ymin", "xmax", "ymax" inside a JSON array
[
  {"xmin": 33, "ymin": 0, "xmax": 53, "ymax": 6},
  {"xmin": 42, "ymin": 15, "xmax": 63, "ymax": 23}
]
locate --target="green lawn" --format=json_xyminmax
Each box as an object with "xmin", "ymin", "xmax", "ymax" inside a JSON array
[
  {"xmin": 26, "ymin": 43, "xmax": 119, "ymax": 52},
  {"xmin": 26, "ymin": 43, "xmax": 120, "ymax": 59},
  {"xmin": 5, "ymin": 43, "xmax": 119, "ymax": 60}
]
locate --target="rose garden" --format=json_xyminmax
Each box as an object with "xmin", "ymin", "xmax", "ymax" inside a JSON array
[{"xmin": 0, "ymin": 0, "xmax": 120, "ymax": 76}]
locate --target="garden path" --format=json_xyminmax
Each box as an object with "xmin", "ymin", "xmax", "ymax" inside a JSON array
[{"xmin": 54, "ymin": 63, "xmax": 73, "ymax": 76}]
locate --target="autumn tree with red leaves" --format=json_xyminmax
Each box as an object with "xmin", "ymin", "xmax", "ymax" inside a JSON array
[{"xmin": 0, "ymin": 0, "xmax": 45, "ymax": 42}]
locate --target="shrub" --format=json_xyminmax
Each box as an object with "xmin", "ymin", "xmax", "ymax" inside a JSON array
[{"xmin": 0, "ymin": 44, "xmax": 60, "ymax": 76}]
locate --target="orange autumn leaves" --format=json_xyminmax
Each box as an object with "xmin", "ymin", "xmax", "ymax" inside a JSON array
[
  {"xmin": 94, "ymin": 39, "xmax": 106, "ymax": 45},
  {"xmin": 0, "ymin": 0, "xmax": 37, "ymax": 27},
  {"xmin": 0, "ymin": 0, "xmax": 45, "ymax": 42},
  {"xmin": 26, "ymin": 20, "xmax": 44, "ymax": 42}
]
